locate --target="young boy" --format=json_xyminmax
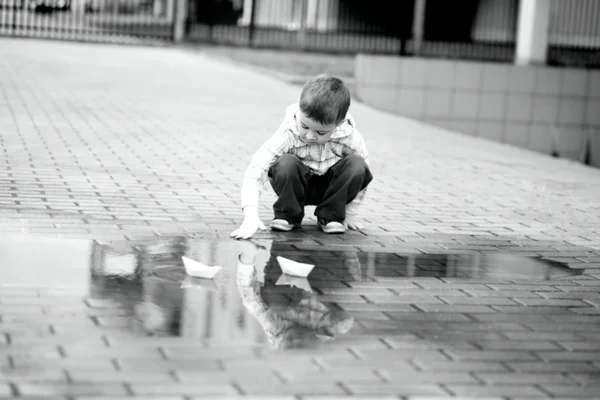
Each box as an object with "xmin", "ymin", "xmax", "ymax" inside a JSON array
[{"xmin": 230, "ymin": 74, "xmax": 373, "ymax": 240}]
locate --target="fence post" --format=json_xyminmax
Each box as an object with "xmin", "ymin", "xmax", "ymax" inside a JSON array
[
  {"xmin": 297, "ymin": 0, "xmax": 309, "ymax": 50},
  {"xmin": 246, "ymin": 0, "xmax": 257, "ymax": 47},
  {"xmin": 173, "ymin": 0, "xmax": 189, "ymax": 42},
  {"xmin": 515, "ymin": 0, "xmax": 550, "ymax": 65},
  {"xmin": 411, "ymin": 0, "xmax": 426, "ymax": 56},
  {"xmin": 11, "ymin": 1, "xmax": 17, "ymax": 34}
]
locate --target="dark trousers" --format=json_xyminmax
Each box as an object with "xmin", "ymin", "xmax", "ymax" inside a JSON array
[{"xmin": 268, "ymin": 153, "xmax": 373, "ymax": 224}]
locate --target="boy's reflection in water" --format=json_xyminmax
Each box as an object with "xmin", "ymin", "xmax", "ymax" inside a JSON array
[
  {"xmin": 237, "ymin": 241, "xmax": 355, "ymax": 349},
  {"xmin": 123, "ymin": 238, "xmax": 357, "ymax": 347}
]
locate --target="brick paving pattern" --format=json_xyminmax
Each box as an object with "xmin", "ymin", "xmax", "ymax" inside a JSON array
[{"xmin": 1, "ymin": 38, "xmax": 600, "ymax": 398}]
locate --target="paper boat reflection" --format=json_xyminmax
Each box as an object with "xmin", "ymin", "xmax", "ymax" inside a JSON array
[
  {"xmin": 276, "ymin": 256, "xmax": 315, "ymax": 277},
  {"xmin": 275, "ymin": 274, "xmax": 312, "ymax": 292},
  {"xmin": 182, "ymin": 256, "xmax": 222, "ymax": 279},
  {"xmin": 180, "ymin": 275, "xmax": 219, "ymax": 291},
  {"xmin": 316, "ymin": 334, "xmax": 334, "ymax": 341}
]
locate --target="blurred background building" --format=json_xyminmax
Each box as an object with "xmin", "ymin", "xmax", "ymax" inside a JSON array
[{"xmin": 1, "ymin": 0, "xmax": 598, "ymax": 166}]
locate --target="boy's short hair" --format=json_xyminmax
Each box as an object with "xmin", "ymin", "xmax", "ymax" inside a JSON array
[{"xmin": 299, "ymin": 74, "xmax": 351, "ymax": 126}]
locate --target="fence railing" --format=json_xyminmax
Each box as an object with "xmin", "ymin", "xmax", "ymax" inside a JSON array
[
  {"xmin": 0, "ymin": 0, "xmax": 176, "ymax": 43},
  {"xmin": 186, "ymin": 0, "xmax": 600, "ymax": 69},
  {"xmin": 547, "ymin": 0, "xmax": 600, "ymax": 67},
  {"xmin": 1, "ymin": 0, "xmax": 598, "ymax": 68}
]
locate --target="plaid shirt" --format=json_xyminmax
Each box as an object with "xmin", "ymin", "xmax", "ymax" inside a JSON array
[{"xmin": 241, "ymin": 103, "xmax": 370, "ymax": 216}]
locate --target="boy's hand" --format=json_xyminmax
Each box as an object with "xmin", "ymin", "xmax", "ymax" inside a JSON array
[
  {"xmin": 342, "ymin": 250, "xmax": 362, "ymax": 281},
  {"xmin": 231, "ymin": 206, "xmax": 267, "ymax": 240},
  {"xmin": 230, "ymin": 217, "xmax": 267, "ymax": 239},
  {"xmin": 344, "ymin": 215, "xmax": 364, "ymax": 231}
]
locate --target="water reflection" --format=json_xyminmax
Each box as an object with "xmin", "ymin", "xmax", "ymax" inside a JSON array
[
  {"xmin": 0, "ymin": 233, "xmax": 92, "ymax": 294},
  {"xmin": 88, "ymin": 238, "xmax": 580, "ymax": 346},
  {"xmin": 90, "ymin": 237, "xmax": 355, "ymax": 349},
  {"xmin": 237, "ymin": 241, "xmax": 354, "ymax": 349},
  {"xmin": 402, "ymin": 252, "xmax": 581, "ymax": 280},
  {"xmin": 1, "ymin": 234, "xmax": 582, "ymax": 351}
]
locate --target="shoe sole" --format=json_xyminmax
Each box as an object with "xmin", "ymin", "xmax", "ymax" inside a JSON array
[
  {"xmin": 270, "ymin": 223, "xmax": 300, "ymax": 232},
  {"xmin": 320, "ymin": 225, "xmax": 346, "ymax": 234}
]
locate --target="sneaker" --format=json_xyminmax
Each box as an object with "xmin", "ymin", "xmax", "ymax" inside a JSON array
[
  {"xmin": 326, "ymin": 316, "xmax": 355, "ymax": 336},
  {"xmin": 318, "ymin": 219, "xmax": 346, "ymax": 234},
  {"xmin": 317, "ymin": 311, "xmax": 354, "ymax": 337},
  {"xmin": 270, "ymin": 219, "xmax": 301, "ymax": 232}
]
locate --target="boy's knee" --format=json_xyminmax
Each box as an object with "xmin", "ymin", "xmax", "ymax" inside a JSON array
[
  {"xmin": 342, "ymin": 154, "xmax": 369, "ymax": 175},
  {"xmin": 345, "ymin": 153, "xmax": 364, "ymax": 166},
  {"xmin": 271, "ymin": 154, "xmax": 302, "ymax": 176},
  {"xmin": 335, "ymin": 154, "xmax": 373, "ymax": 187}
]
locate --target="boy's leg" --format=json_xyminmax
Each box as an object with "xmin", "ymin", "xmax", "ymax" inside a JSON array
[
  {"xmin": 312, "ymin": 153, "xmax": 373, "ymax": 224},
  {"xmin": 268, "ymin": 154, "xmax": 310, "ymax": 226}
]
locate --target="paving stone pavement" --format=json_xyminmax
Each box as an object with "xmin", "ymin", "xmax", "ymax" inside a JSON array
[{"xmin": 1, "ymin": 38, "xmax": 600, "ymax": 399}]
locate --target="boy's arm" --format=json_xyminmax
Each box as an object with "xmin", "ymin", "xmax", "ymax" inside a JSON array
[
  {"xmin": 241, "ymin": 126, "xmax": 293, "ymax": 210},
  {"xmin": 345, "ymin": 128, "xmax": 370, "ymax": 217},
  {"xmin": 346, "ymin": 189, "xmax": 367, "ymax": 216},
  {"xmin": 230, "ymin": 117, "xmax": 294, "ymax": 239},
  {"xmin": 231, "ymin": 121, "xmax": 295, "ymax": 239}
]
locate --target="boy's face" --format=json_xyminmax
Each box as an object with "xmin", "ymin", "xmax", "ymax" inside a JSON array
[{"xmin": 297, "ymin": 110, "xmax": 337, "ymax": 145}]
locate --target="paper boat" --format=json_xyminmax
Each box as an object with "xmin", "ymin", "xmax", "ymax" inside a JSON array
[
  {"xmin": 180, "ymin": 276, "xmax": 219, "ymax": 291},
  {"xmin": 276, "ymin": 256, "xmax": 315, "ymax": 278},
  {"xmin": 275, "ymin": 274, "xmax": 312, "ymax": 292},
  {"xmin": 182, "ymin": 256, "xmax": 222, "ymax": 279}
]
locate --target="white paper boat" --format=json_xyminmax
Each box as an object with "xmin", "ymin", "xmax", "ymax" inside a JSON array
[
  {"xmin": 182, "ymin": 256, "xmax": 222, "ymax": 279},
  {"xmin": 276, "ymin": 256, "xmax": 315, "ymax": 278},
  {"xmin": 180, "ymin": 276, "xmax": 219, "ymax": 291},
  {"xmin": 275, "ymin": 274, "xmax": 312, "ymax": 292}
]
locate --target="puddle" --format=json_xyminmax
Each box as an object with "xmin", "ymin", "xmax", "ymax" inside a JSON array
[{"xmin": 0, "ymin": 234, "xmax": 582, "ymax": 349}]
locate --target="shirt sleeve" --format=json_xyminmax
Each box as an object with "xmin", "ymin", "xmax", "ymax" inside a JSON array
[
  {"xmin": 344, "ymin": 127, "xmax": 370, "ymax": 216},
  {"xmin": 241, "ymin": 120, "xmax": 294, "ymax": 210},
  {"xmin": 346, "ymin": 126, "xmax": 370, "ymax": 166}
]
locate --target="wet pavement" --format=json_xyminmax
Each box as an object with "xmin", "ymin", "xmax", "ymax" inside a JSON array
[
  {"xmin": 1, "ymin": 38, "xmax": 600, "ymax": 398},
  {"xmin": 2, "ymin": 234, "xmax": 583, "ymax": 347},
  {"xmin": 3, "ymin": 234, "xmax": 600, "ymax": 398}
]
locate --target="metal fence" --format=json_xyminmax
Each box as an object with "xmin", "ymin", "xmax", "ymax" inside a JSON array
[
  {"xmin": 186, "ymin": 0, "xmax": 600, "ymax": 69},
  {"xmin": 547, "ymin": 0, "xmax": 600, "ymax": 68},
  {"xmin": 0, "ymin": 0, "xmax": 176, "ymax": 43},
  {"xmin": 1, "ymin": 0, "xmax": 598, "ymax": 68},
  {"xmin": 187, "ymin": 0, "xmax": 415, "ymax": 54}
]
